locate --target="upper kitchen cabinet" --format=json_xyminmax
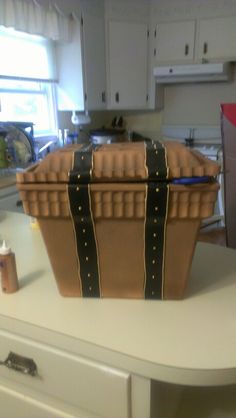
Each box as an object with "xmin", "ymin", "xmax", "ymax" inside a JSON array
[
  {"xmin": 81, "ymin": 6, "xmax": 107, "ymax": 109},
  {"xmin": 107, "ymin": 20, "xmax": 149, "ymax": 109},
  {"xmin": 197, "ymin": 17, "xmax": 236, "ymax": 62},
  {"xmin": 56, "ymin": 19, "xmax": 84, "ymax": 112},
  {"xmin": 154, "ymin": 20, "xmax": 196, "ymax": 65},
  {"xmin": 56, "ymin": 2, "xmax": 106, "ymax": 111}
]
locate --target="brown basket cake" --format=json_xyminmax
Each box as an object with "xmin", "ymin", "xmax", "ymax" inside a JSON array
[{"xmin": 16, "ymin": 140, "xmax": 220, "ymax": 300}]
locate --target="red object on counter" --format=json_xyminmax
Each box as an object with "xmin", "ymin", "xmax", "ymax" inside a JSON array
[
  {"xmin": 220, "ymin": 103, "xmax": 236, "ymax": 127},
  {"xmin": 220, "ymin": 103, "xmax": 236, "ymax": 249}
]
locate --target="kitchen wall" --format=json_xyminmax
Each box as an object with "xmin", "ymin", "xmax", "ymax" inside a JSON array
[
  {"xmin": 58, "ymin": 110, "xmax": 118, "ymax": 136},
  {"xmin": 164, "ymin": 69, "xmax": 236, "ymax": 126}
]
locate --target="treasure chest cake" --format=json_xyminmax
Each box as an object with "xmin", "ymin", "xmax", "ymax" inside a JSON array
[{"xmin": 16, "ymin": 140, "xmax": 220, "ymax": 299}]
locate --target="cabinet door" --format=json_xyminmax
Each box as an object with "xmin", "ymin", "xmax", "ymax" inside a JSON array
[
  {"xmin": 56, "ymin": 18, "xmax": 85, "ymax": 112},
  {"xmin": 0, "ymin": 384, "xmax": 71, "ymax": 418},
  {"xmin": 108, "ymin": 20, "xmax": 148, "ymax": 109},
  {"xmin": 197, "ymin": 17, "xmax": 236, "ymax": 61},
  {"xmin": 82, "ymin": 12, "xmax": 107, "ymax": 110},
  {"xmin": 154, "ymin": 21, "xmax": 195, "ymax": 64},
  {"xmin": 0, "ymin": 330, "xmax": 130, "ymax": 418}
]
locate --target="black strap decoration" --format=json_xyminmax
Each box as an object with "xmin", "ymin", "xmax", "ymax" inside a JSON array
[
  {"xmin": 144, "ymin": 140, "xmax": 169, "ymax": 299},
  {"xmin": 145, "ymin": 139, "xmax": 168, "ymax": 180},
  {"xmin": 68, "ymin": 144, "xmax": 101, "ymax": 298},
  {"xmin": 69, "ymin": 143, "xmax": 93, "ymax": 184}
]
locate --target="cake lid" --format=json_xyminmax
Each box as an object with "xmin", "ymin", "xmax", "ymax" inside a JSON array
[{"xmin": 16, "ymin": 140, "xmax": 220, "ymax": 184}]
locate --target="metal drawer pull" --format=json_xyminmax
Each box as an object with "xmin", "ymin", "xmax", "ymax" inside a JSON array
[
  {"xmin": 101, "ymin": 91, "xmax": 106, "ymax": 103},
  {"xmin": 115, "ymin": 92, "xmax": 119, "ymax": 103},
  {"xmin": 0, "ymin": 351, "xmax": 38, "ymax": 376},
  {"xmin": 203, "ymin": 42, "xmax": 208, "ymax": 54}
]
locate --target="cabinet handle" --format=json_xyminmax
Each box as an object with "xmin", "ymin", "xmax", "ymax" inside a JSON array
[
  {"xmin": 185, "ymin": 44, "xmax": 189, "ymax": 56},
  {"xmin": 115, "ymin": 92, "xmax": 119, "ymax": 103},
  {"xmin": 203, "ymin": 42, "xmax": 208, "ymax": 54},
  {"xmin": 101, "ymin": 91, "xmax": 106, "ymax": 103},
  {"xmin": 0, "ymin": 351, "xmax": 38, "ymax": 377}
]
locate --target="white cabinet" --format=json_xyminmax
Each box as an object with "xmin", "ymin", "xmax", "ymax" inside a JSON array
[
  {"xmin": 56, "ymin": 4, "xmax": 106, "ymax": 112},
  {"xmin": 107, "ymin": 20, "xmax": 149, "ymax": 109},
  {"xmin": 154, "ymin": 20, "xmax": 196, "ymax": 64},
  {"xmin": 197, "ymin": 16, "xmax": 236, "ymax": 62},
  {"xmin": 0, "ymin": 328, "xmax": 130, "ymax": 418},
  {"xmin": 81, "ymin": 11, "xmax": 107, "ymax": 110},
  {"xmin": 0, "ymin": 385, "xmax": 72, "ymax": 418},
  {"xmin": 153, "ymin": 16, "xmax": 236, "ymax": 67},
  {"xmin": 56, "ymin": 18, "xmax": 84, "ymax": 112}
]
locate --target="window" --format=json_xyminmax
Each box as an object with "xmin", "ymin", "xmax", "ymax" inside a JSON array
[{"xmin": 0, "ymin": 27, "xmax": 57, "ymax": 136}]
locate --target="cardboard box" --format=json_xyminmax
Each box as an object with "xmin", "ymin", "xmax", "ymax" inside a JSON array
[{"xmin": 17, "ymin": 140, "xmax": 220, "ymax": 299}]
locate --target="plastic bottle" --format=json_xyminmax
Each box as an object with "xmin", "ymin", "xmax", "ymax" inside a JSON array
[{"xmin": 0, "ymin": 241, "xmax": 19, "ymax": 293}]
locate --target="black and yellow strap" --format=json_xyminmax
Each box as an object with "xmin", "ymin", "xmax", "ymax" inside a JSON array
[
  {"xmin": 144, "ymin": 140, "xmax": 169, "ymax": 299},
  {"xmin": 68, "ymin": 144, "xmax": 101, "ymax": 297}
]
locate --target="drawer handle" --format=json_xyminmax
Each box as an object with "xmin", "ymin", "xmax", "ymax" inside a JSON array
[
  {"xmin": 203, "ymin": 42, "xmax": 208, "ymax": 54},
  {"xmin": 0, "ymin": 351, "xmax": 38, "ymax": 376},
  {"xmin": 101, "ymin": 91, "xmax": 106, "ymax": 103},
  {"xmin": 115, "ymin": 92, "xmax": 119, "ymax": 103}
]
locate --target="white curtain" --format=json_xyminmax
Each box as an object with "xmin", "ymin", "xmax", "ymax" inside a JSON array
[{"xmin": 0, "ymin": 0, "xmax": 71, "ymax": 41}]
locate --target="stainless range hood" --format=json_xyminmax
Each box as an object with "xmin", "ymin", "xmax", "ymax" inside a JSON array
[{"xmin": 153, "ymin": 62, "xmax": 232, "ymax": 84}]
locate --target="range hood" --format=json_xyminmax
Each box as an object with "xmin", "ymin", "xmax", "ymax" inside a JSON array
[{"xmin": 153, "ymin": 62, "xmax": 232, "ymax": 84}]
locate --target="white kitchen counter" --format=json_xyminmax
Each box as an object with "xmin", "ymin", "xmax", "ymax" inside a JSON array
[
  {"xmin": 0, "ymin": 211, "xmax": 236, "ymax": 417},
  {"xmin": 0, "ymin": 210, "xmax": 236, "ymax": 389}
]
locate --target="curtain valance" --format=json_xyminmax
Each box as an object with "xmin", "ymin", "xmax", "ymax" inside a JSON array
[{"xmin": 0, "ymin": 0, "xmax": 71, "ymax": 41}]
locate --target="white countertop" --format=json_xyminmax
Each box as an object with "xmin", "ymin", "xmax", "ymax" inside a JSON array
[{"xmin": 0, "ymin": 211, "xmax": 236, "ymax": 386}]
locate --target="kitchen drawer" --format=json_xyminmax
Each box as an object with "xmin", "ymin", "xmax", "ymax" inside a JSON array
[
  {"xmin": 0, "ymin": 329, "xmax": 131, "ymax": 418},
  {"xmin": 0, "ymin": 383, "xmax": 73, "ymax": 418}
]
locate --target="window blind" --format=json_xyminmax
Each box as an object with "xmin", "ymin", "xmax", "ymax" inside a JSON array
[{"xmin": 0, "ymin": 26, "xmax": 57, "ymax": 81}]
